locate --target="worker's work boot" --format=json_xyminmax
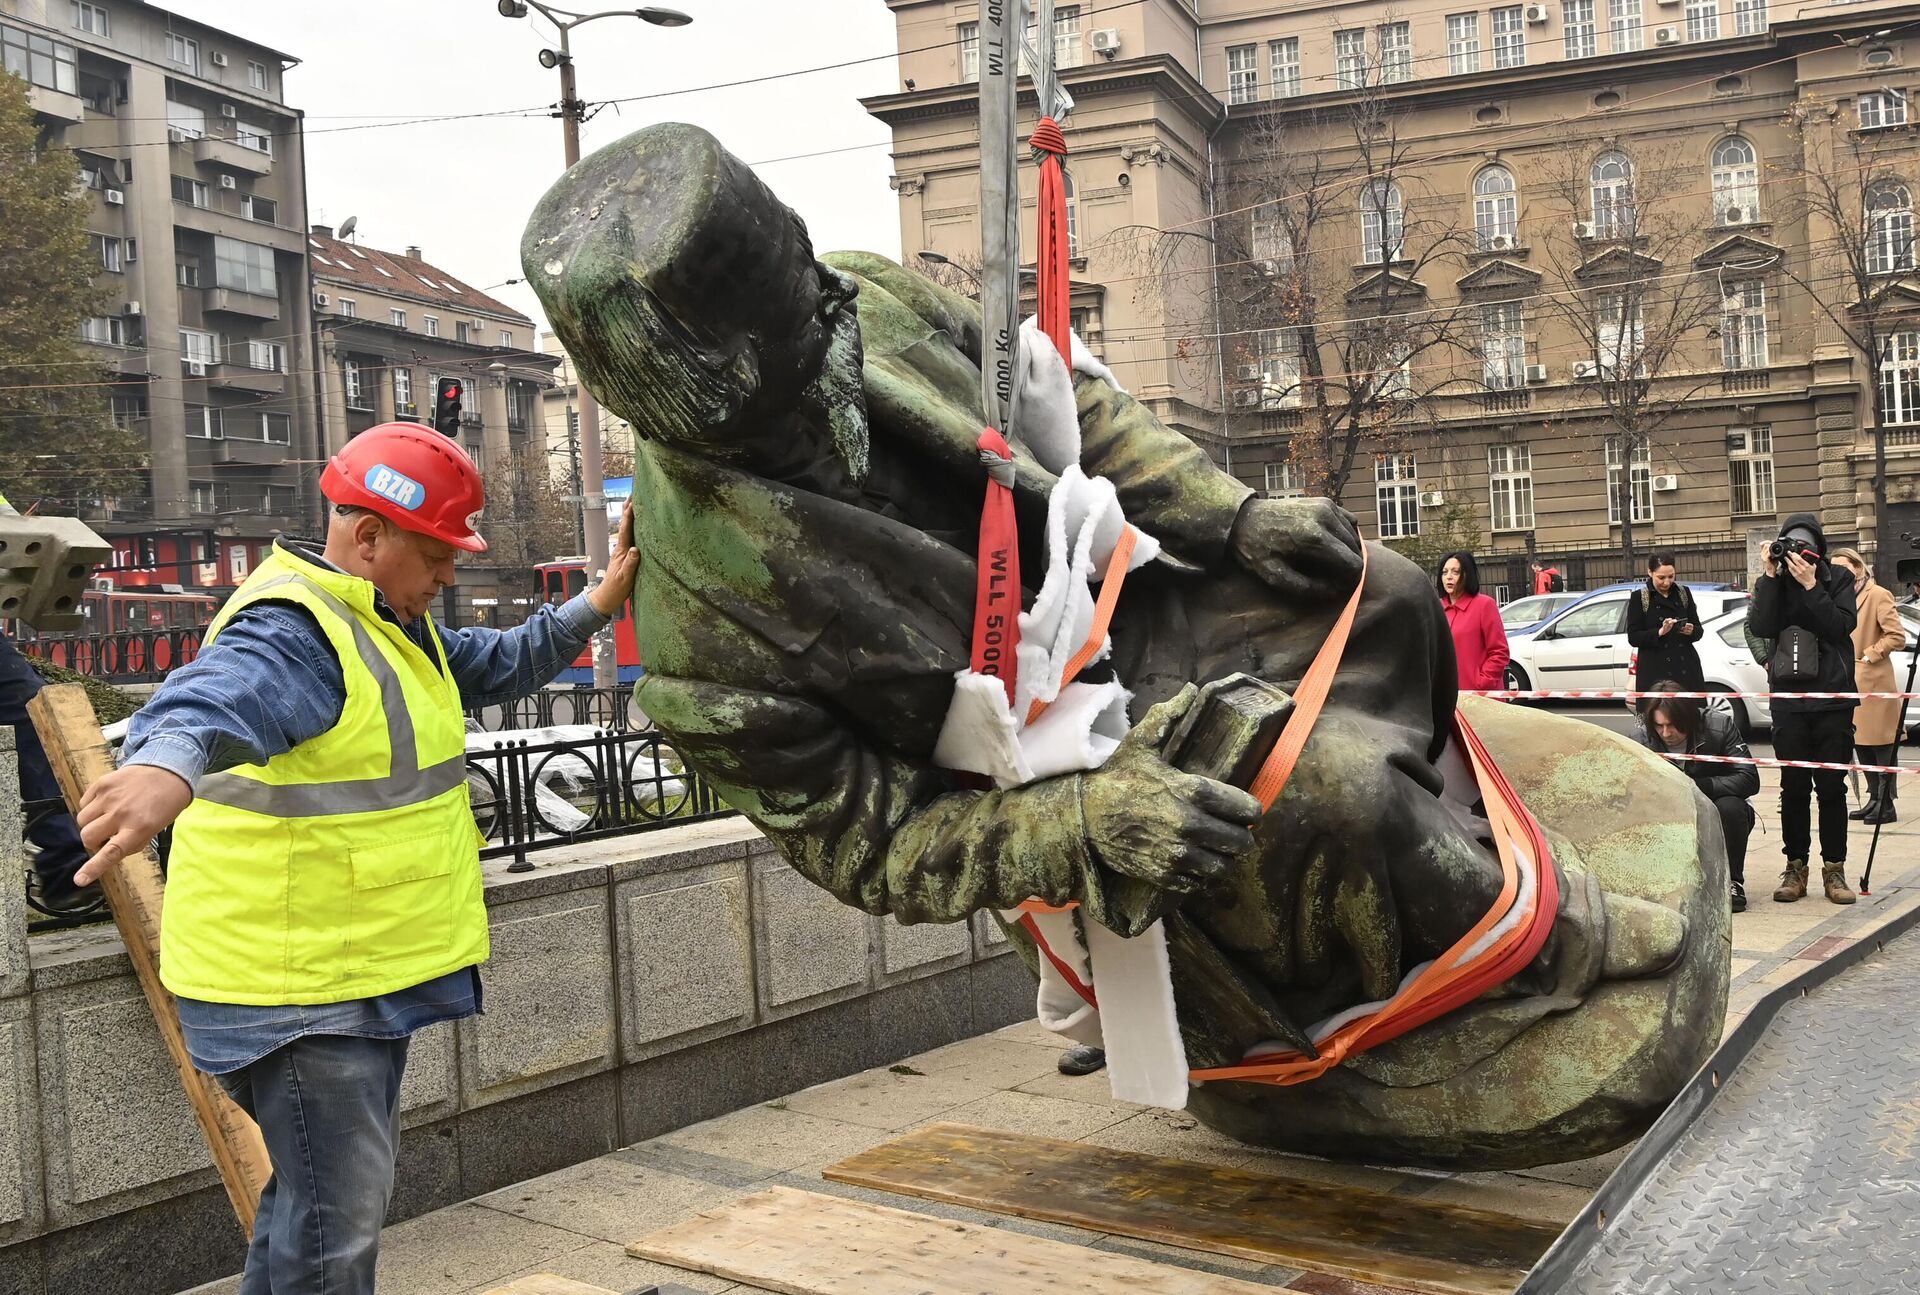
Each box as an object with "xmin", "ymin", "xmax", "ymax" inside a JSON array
[
  {"xmin": 1822, "ymin": 863, "xmax": 1857, "ymax": 905},
  {"xmin": 1057, "ymin": 1045, "xmax": 1107, "ymax": 1076},
  {"xmin": 1774, "ymin": 860, "xmax": 1809, "ymax": 903}
]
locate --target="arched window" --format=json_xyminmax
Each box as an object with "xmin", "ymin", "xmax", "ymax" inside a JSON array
[
  {"xmin": 1361, "ymin": 179, "xmax": 1404, "ymax": 264},
  {"xmin": 1711, "ymin": 137, "xmax": 1759, "ymax": 223},
  {"xmin": 1473, "ymin": 165, "xmax": 1518, "ymax": 249},
  {"xmin": 1589, "ymin": 151, "xmax": 1635, "ymax": 238},
  {"xmin": 1867, "ymin": 180, "xmax": 1915, "ymax": 275}
]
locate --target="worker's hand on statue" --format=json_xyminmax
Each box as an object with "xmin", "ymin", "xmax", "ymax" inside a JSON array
[
  {"xmin": 1080, "ymin": 686, "xmax": 1262, "ymax": 895},
  {"xmin": 1229, "ymin": 497, "xmax": 1363, "ymax": 602},
  {"xmin": 1784, "ymin": 550, "xmax": 1818, "ymax": 591},
  {"xmin": 73, "ymin": 763, "xmax": 194, "ymax": 887},
  {"xmin": 586, "ymin": 499, "xmax": 640, "ymax": 618}
]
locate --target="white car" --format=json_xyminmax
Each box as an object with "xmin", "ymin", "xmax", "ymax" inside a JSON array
[
  {"xmin": 1503, "ymin": 586, "xmax": 1749, "ymax": 693},
  {"xmin": 1697, "ymin": 605, "xmax": 1920, "ymax": 736},
  {"xmin": 1500, "ymin": 593, "xmax": 1582, "ymax": 634}
]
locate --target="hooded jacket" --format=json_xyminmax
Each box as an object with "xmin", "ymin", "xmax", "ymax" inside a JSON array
[{"xmin": 1748, "ymin": 512, "xmax": 1858, "ymax": 717}]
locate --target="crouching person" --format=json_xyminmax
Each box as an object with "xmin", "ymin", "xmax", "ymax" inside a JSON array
[{"xmin": 1640, "ymin": 686, "xmax": 1759, "ymax": 912}]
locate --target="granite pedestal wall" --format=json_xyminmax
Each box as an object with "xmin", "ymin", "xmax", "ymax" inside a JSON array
[{"xmin": 0, "ymin": 819, "xmax": 1032, "ymax": 1295}]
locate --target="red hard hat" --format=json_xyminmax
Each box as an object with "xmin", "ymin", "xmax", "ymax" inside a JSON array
[{"xmin": 320, "ymin": 423, "xmax": 488, "ymax": 553}]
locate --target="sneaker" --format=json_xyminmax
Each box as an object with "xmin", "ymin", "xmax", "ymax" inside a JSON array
[
  {"xmin": 1057, "ymin": 1045, "xmax": 1107, "ymax": 1076},
  {"xmin": 1730, "ymin": 882, "xmax": 1747, "ymax": 913}
]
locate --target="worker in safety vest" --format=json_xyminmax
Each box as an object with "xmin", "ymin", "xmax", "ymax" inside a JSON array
[{"xmin": 72, "ymin": 423, "xmax": 638, "ymax": 1295}]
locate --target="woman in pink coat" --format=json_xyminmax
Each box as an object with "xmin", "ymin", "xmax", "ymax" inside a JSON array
[{"xmin": 1438, "ymin": 551, "xmax": 1511, "ymax": 691}]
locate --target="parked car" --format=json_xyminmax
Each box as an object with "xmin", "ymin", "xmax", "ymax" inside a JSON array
[
  {"xmin": 1692, "ymin": 604, "xmax": 1920, "ymax": 737},
  {"xmin": 1502, "ymin": 583, "xmax": 1747, "ymax": 693},
  {"xmin": 1499, "ymin": 593, "xmax": 1583, "ymax": 634}
]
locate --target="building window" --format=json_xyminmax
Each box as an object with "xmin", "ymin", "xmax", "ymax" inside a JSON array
[
  {"xmin": 1609, "ymin": 0, "xmax": 1644, "ymax": 52},
  {"xmin": 1053, "ymin": 6, "xmax": 1083, "ymax": 69},
  {"xmin": 247, "ymin": 339, "xmax": 285, "ymax": 372},
  {"xmin": 456, "ymin": 321, "xmax": 472, "ymax": 344},
  {"xmin": 176, "ymin": 257, "xmax": 199, "ymax": 287},
  {"xmin": 1375, "ymin": 455, "xmax": 1420, "ymax": 538},
  {"xmin": 1227, "ymin": 43, "xmax": 1258, "ymax": 105},
  {"xmin": 170, "ymin": 173, "xmax": 207, "ymax": 207},
  {"xmin": 1361, "ymin": 180, "xmax": 1404, "ymax": 264},
  {"xmin": 1596, "ymin": 291, "xmax": 1644, "ymax": 373},
  {"xmin": 393, "ymin": 367, "xmax": 413, "ymax": 410},
  {"xmin": 1728, "ymin": 427, "xmax": 1775, "ymax": 515},
  {"xmin": 1481, "ymin": 301, "xmax": 1527, "ymax": 389},
  {"xmin": 164, "ymin": 32, "xmax": 196, "ymax": 71},
  {"xmin": 344, "ymin": 359, "xmax": 365, "ymax": 407},
  {"xmin": 500, "ymin": 329, "xmax": 514, "ymax": 348},
  {"xmin": 2, "ymin": 25, "xmax": 79, "ymax": 93},
  {"xmin": 1590, "ymin": 151, "xmax": 1636, "ymax": 238},
  {"xmin": 1564, "ymin": 0, "xmax": 1598, "ymax": 58},
  {"xmin": 179, "ymin": 328, "xmax": 217, "ymax": 366},
  {"xmin": 91, "ymin": 232, "xmax": 121, "ymax": 272},
  {"xmin": 1250, "ymin": 204, "xmax": 1293, "ymax": 269},
  {"xmin": 958, "ymin": 22, "xmax": 978, "ymax": 81},
  {"xmin": 424, "ymin": 315, "xmax": 439, "ymax": 337},
  {"xmin": 1711, "ymin": 137, "xmax": 1759, "ymax": 221},
  {"xmin": 80, "ymin": 315, "xmax": 124, "ymax": 345},
  {"xmin": 190, "ymin": 483, "xmax": 216, "ymax": 514},
  {"xmin": 1473, "ymin": 165, "xmax": 1518, "ymax": 248},
  {"xmin": 247, "ymin": 59, "xmax": 266, "ymax": 89},
  {"xmin": 1257, "ymin": 329, "xmax": 1302, "ymax": 408},
  {"xmin": 1605, "ymin": 436, "xmax": 1654, "ymax": 523},
  {"xmin": 1447, "ymin": 14, "xmax": 1481, "ymax": 75},
  {"xmin": 1488, "ymin": 444, "xmax": 1535, "ymax": 531},
  {"xmin": 164, "ymin": 98, "xmax": 205, "ymax": 138},
  {"xmin": 1269, "ymin": 38, "xmax": 1300, "ymax": 97},
  {"xmin": 1335, "ymin": 29, "xmax": 1367, "ymax": 89},
  {"xmin": 1265, "ymin": 462, "xmax": 1306, "ymax": 498},
  {"xmin": 71, "ymin": 4, "xmax": 110, "ymax": 38},
  {"xmin": 1491, "ymin": 6, "xmax": 1527, "ymax": 67},
  {"xmin": 1733, "ymin": 0, "xmax": 1767, "ymax": 36},
  {"xmin": 389, "ymin": 308, "xmax": 407, "ymax": 328},
  {"xmin": 241, "ymin": 194, "xmax": 276, "ymax": 224},
  {"xmin": 1379, "ymin": 22, "xmax": 1412, "ymax": 83},
  {"xmin": 213, "ymin": 236, "xmax": 277, "ymax": 296},
  {"xmin": 1721, "ymin": 281, "xmax": 1768, "ymax": 370},
  {"xmin": 338, "ymin": 297, "xmax": 358, "ymax": 318},
  {"xmin": 1867, "ymin": 180, "xmax": 1915, "ymax": 274},
  {"xmin": 1685, "ymin": 0, "xmax": 1720, "ymax": 42},
  {"xmin": 1880, "ymin": 330, "xmax": 1920, "ymax": 424},
  {"xmin": 234, "ymin": 120, "xmax": 272, "ymax": 156},
  {"xmin": 1860, "ymin": 90, "xmax": 1908, "ymax": 130}
]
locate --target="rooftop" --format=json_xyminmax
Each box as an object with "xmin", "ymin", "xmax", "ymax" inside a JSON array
[{"xmin": 308, "ymin": 230, "xmax": 531, "ymax": 326}]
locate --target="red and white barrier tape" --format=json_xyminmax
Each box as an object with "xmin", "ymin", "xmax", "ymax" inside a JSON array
[
  {"xmin": 1663, "ymin": 751, "xmax": 1915, "ymax": 776},
  {"xmin": 1469, "ymin": 689, "xmax": 1920, "ymax": 702}
]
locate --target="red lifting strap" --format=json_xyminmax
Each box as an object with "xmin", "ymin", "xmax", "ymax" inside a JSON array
[
  {"xmin": 1030, "ymin": 116, "xmax": 1072, "ymax": 368},
  {"xmin": 970, "ymin": 430, "xmax": 1022, "ymax": 708}
]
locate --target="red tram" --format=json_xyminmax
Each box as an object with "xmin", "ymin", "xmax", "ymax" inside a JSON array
[{"xmin": 534, "ymin": 557, "xmax": 644, "ymax": 684}]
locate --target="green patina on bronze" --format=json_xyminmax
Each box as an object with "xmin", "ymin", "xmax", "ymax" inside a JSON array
[{"xmin": 523, "ymin": 122, "xmax": 1729, "ymax": 1171}]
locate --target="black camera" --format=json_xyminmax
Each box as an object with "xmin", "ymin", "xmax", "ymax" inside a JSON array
[{"xmin": 1767, "ymin": 526, "xmax": 1821, "ymax": 566}]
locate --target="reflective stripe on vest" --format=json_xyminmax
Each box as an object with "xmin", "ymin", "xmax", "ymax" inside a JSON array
[{"xmin": 194, "ymin": 572, "xmax": 466, "ymax": 818}]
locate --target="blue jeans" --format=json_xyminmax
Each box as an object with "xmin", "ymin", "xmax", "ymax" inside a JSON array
[
  {"xmin": 215, "ymin": 1034, "xmax": 409, "ymax": 1295},
  {"xmin": 0, "ymin": 634, "xmax": 86, "ymax": 884}
]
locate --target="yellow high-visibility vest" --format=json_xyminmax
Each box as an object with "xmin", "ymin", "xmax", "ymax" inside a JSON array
[{"xmin": 162, "ymin": 544, "xmax": 486, "ymax": 1004}]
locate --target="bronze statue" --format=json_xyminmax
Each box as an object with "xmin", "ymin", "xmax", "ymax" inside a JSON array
[{"xmin": 523, "ymin": 122, "xmax": 1729, "ymax": 1170}]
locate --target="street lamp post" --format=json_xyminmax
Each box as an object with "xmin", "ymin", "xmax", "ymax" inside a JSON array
[{"xmin": 498, "ymin": 1, "xmax": 692, "ymax": 690}]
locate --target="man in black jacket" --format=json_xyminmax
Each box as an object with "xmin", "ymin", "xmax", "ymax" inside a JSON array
[{"xmin": 1749, "ymin": 513, "xmax": 1858, "ymax": 904}]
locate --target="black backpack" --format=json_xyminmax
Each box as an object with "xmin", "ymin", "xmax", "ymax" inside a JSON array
[{"xmin": 1547, "ymin": 572, "xmax": 1565, "ymax": 593}]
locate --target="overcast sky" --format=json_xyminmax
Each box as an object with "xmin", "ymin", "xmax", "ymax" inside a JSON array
[{"xmin": 167, "ymin": 0, "xmax": 906, "ymax": 330}]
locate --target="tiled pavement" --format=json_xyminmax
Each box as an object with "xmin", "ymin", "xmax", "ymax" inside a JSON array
[{"xmin": 184, "ymin": 824, "xmax": 1920, "ymax": 1295}]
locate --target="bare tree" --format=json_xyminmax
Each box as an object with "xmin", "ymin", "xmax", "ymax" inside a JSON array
[{"xmin": 481, "ymin": 449, "xmax": 583, "ymax": 567}]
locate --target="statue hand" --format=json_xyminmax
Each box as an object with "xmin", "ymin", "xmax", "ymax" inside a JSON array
[
  {"xmin": 1230, "ymin": 496, "xmax": 1363, "ymax": 602},
  {"xmin": 1080, "ymin": 686, "xmax": 1262, "ymax": 896}
]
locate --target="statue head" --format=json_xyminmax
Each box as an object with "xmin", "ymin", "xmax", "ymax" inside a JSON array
[{"xmin": 522, "ymin": 121, "xmax": 867, "ymax": 489}]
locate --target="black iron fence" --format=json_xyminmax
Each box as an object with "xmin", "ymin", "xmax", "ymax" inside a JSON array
[
  {"xmin": 464, "ymin": 686, "xmax": 646, "ymax": 733},
  {"xmin": 1483, "ymin": 536, "xmax": 1752, "ymax": 601},
  {"xmin": 22, "ymin": 726, "xmax": 735, "ymax": 931},
  {"xmin": 16, "ymin": 629, "xmax": 207, "ymax": 684}
]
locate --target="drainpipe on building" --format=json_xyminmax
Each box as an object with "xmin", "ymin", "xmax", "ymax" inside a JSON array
[{"xmin": 1199, "ymin": 20, "xmax": 1233, "ymax": 481}]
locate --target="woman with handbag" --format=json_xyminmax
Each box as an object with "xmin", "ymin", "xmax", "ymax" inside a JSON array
[{"xmin": 1832, "ymin": 548, "xmax": 1905, "ymax": 825}]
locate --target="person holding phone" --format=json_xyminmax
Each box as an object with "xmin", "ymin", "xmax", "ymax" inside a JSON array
[{"xmin": 1625, "ymin": 553, "xmax": 1705, "ymax": 693}]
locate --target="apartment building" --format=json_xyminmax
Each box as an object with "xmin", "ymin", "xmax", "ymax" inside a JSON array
[
  {"xmin": 538, "ymin": 330, "xmax": 637, "ymax": 489},
  {"xmin": 870, "ymin": 0, "xmax": 1920, "ymax": 585},
  {"xmin": 5, "ymin": 0, "xmax": 318, "ymax": 590}
]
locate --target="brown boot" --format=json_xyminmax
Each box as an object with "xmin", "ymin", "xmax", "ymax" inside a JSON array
[
  {"xmin": 1822, "ymin": 863, "xmax": 1857, "ymax": 905},
  {"xmin": 1774, "ymin": 859, "xmax": 1809, "ymax": 903}
]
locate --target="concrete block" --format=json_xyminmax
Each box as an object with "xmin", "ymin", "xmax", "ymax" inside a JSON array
[
  {"xmin": 973, "ymin": 954, "xmax": 1038, "ymax": 1035},
  {"xmin": 461, "ymin": 891, "xmax": 615, "ymax": 1106},
  {"xmin": 877, "ymin": 914, "xmax": 970, "ymax": 979},
  {"xmin": 37, "ymin": 1180, "xmax": 246, "ymax": 1295},
  {"xmin": 0, "ymin": 734, "xmax": 26, "ymax": 1001},
  {"xmin": 390, "ymin": 1118, "xmax": 464, "ymax": 1226},
  {"xmin": 456, "ymin": 1071, "xmax": 618, "ymax": 1200},
  {"xmin": 751, "ymin": 863, "xmax": 870, "ymax": 1015},
  {"xmin": 972, "ymin": 909, "xmax": 1014, "ymax": 958},
  {"xmin": 397, "ymin": 1016, "xmax": 458, "ymax": 1127},
  {"xmin": 0, "ymin": 516, "xmax": 111, "ymax": 631},
  {"xmin": 0, "ymin": 1000, "xmax": 43, "ymax": 1244},
  {"xmin": 606, "ymin": 817, "xmax": 755, "ymax": 884},
  {"xmin": 614, "ymin": 863, "xmax": 754, "ymax": 1063},
  {"xmin": 35, "ymin": 978, "xmax": 216, "ymax": 1224}
]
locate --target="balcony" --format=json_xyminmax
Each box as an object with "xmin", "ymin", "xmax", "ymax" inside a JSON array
[
  {"xmin": 193, "ymin": 133, "xmax": 274, "ymax": 177},
  {"xmin": 202, "ymin": 288, "xmax": 280, "ymax": 321},
  {"xmin": 210, "ymin": 364, "xmax": 286, "ymax": 395},
  {"xmin": 170, "ymin": 200, "xmax": 305, "ymax": 253},
  {"xmin": 28, "ymin": 84, "xmax": 84, "ymax": 127},
  {"xmin": 1722, "ymin": 369, "xmax": 1770, "ymax": 393},
  {"xmin": 214, "ymin": 437, "xmax": 292, "ymax": 466},
  {"xmin": 1478, "ymin": 388, "xmax": 1532, "ymax": 413}
]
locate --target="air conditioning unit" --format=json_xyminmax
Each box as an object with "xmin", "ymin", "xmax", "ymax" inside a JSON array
[
  {"xmin": 185, "ymin": 360, "xmax": 207, "ymax": 376},
  {"xmin": 104, "ymin": 188, "xmax": 124, "ymax": 205},
  {"xmin": 1524, "ymin": 4, "xmax": 1551, "ymax": 24},
  {"xmin": 1572, "ymin": 359, "xmax": 1599, "ymax": 379},
  {"xmin": 313, "ymin": 291, "xmax": 330, "ymax": 307},
  {"xmin": 90, "ymin": 577, "xmax": 115, "ymax": 593},
  {"xmin": 123, "ymin": 300, "xmax": 142, "ymax": 316},
  {"xmin": 1651, "ymin": 473, "xmax": 1679, "ymax": 492},
  {"xmin": 1231, "ymin": 389, "xmax": 1261, "ymax": 408},
  {"xmin": 1655, "ymin": 25, "xmax": 1681, "ymax": 44},
  {"xmin": 1724, "ymin": 205, "xmax": 1752, "ymax": 224},
  {"xmin": 1089, "ymin": 28, "xmax": 1121, "ymax": 54},
  {"xmin": 1419, "ymin": 490, "xmax": 1446, "ymax": 508},
  {"xmin": 167, "ymin": 128, "xmax": 186, "ymax": 143},
  {"xmin": 1236, "ymin": 364, "xmax": 1261, "ymax": 381},
  {"xmin": 219, "ymin": 174, "xmax": 237, "ymax": 190},
  {"xmin": 211, "ymin": 51, "xmax": 229, "ymax": 67},
  {"xmin": 1572, "ymin": 220, "xmax": 1594, "ymax": 239},
  {"xmin": 1488, "ymin": 233, "xmax": 1513, "ymax": 250},
  {"xmin": 1525, "ymin": 363, "xmax": 1549, "ymax": 383}
]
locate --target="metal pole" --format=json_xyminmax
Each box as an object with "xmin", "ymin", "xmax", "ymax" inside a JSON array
[
  {"xmin": 556, "ymin": 25, "xmax": 618, "ymax": 690},
  {"xmin": 978, "ymin": 0, "xmax": 1020, "ymax": 437},
  {"xmin": 1860, "ymin": 643, "xmax": 1918, "ymax": 895}
]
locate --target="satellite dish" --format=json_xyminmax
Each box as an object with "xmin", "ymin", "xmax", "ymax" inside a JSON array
[{"xmin": 338, "ymin": 215, "xmax": 358, "ymax": 240}]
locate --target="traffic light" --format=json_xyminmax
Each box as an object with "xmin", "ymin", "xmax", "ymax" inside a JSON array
[{"xmin": 433, "ymin": 377, "xmax": 464, "ymax": 436}]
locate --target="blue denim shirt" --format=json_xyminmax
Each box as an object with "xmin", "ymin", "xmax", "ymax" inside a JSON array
[{"xmin": 123, "ymin": 542, "xmax": 610, "ymax": 1073}]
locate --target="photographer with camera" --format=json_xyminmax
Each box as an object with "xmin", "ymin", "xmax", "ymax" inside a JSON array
[{"xmin": 1750, "ymin": 514, "xmax": 1858, "ymax": 905}]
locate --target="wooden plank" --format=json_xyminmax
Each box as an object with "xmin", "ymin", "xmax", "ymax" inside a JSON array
[
  {"xmin": 28, "ymin": 685, "xmax": 272, "ymax": 1234},
  {"xmin": 477, "ymin": 1278, "xmax": 618, "ymax": 1295},
  {"xmin": 819, "ymin": 1122, "xmax": 1557, "ymax": 1295},
  {"xmin": 628, "ymin": 1185, "xmax": 1282, "ymax": 1294}
]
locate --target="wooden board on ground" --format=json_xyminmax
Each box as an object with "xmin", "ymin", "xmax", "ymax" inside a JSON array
[
  {"xmin": 478, "ymin": 1278, "xmax": 619, "ymax": 1295},
  {"xmin": 820, "ymin": 1122, "xmax": 1558, "ymax": 1295},
  {"xmin": 28, "ymin": 685, "xmax": 272, "ymax": 1234},
  {"xmin": 628, "ymin": 1185, "xmax": 1282, "ymax": 1295}
]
